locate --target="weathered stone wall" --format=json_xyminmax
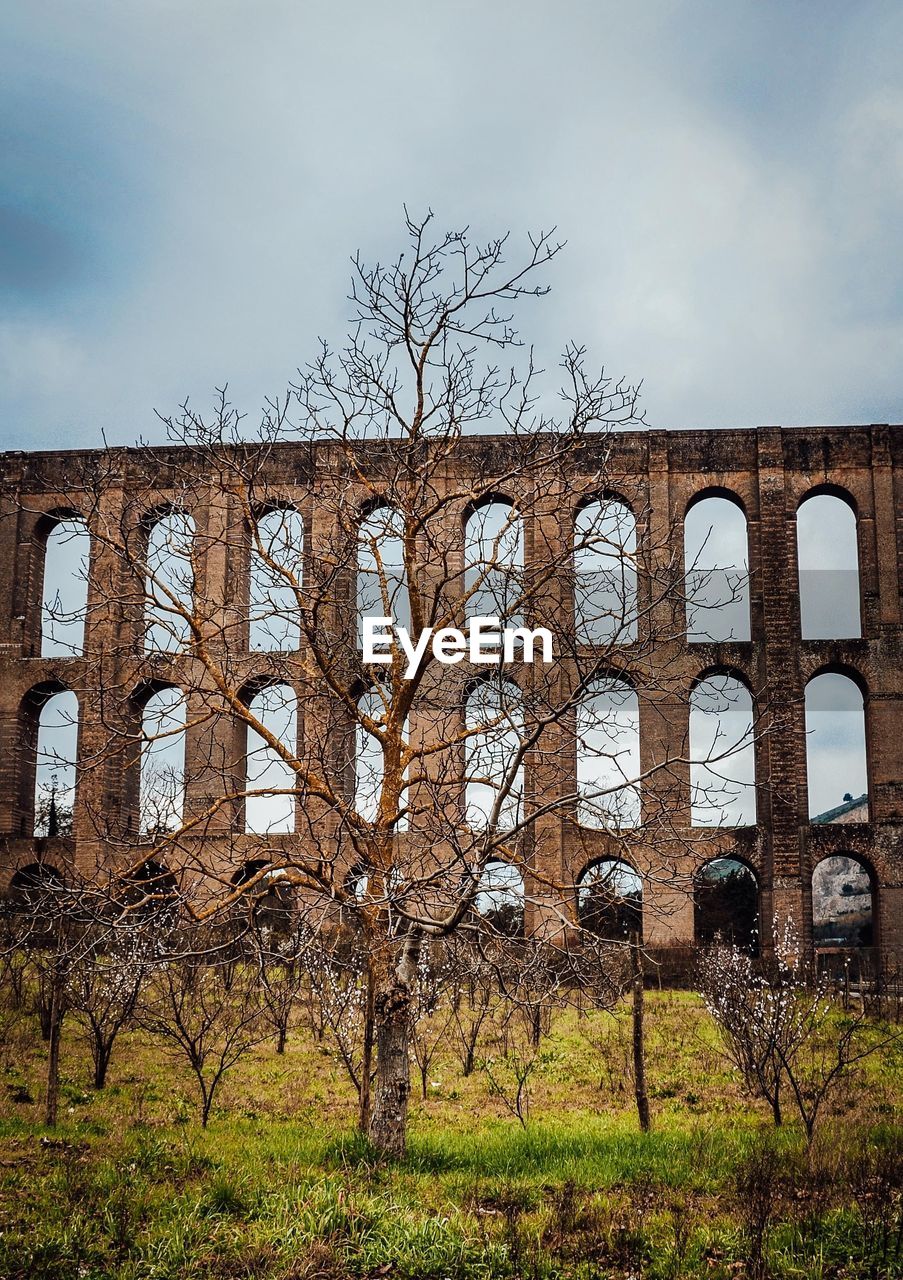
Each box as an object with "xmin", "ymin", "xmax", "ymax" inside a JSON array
[{"xmin": 0, "ymin": 424, "xmax": 900, "ymax": 970}]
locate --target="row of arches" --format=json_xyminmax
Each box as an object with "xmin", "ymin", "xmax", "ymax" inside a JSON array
[
  {"xmin": 33, "ymin": 487, "xmax": 864, "ymax": 657},
  {"xmin": 10, "ymin": 850, "xmax": 875, "ymax": 954},
  {"xmin": 466, "ymin": 666, "xmax": 870, "ymax": 831},
  {"xmin": 24, "ymin": 664, "xmax": 869, "ymax": 839},
  {"xmin": 452, "ymin": 851, "xmax": 877, "ymax": 951}
]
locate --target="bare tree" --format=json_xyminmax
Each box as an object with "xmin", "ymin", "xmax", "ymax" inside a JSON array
[
  {"xmin": 409, "ymin": 942, "xmax": 455, "ymax": 1101},
  {"xmin": 446, "ymin": 934, "xmax": 504, "ymax": 1078},
  {"xmin": 698, "ymin": 928, "xmax": 803, "ymax": 1127},
  {"xmin": 137, "ymin": 927, "xmax": 268, "ymax": 1126},
  {"xmin": 253, "ymin": 918, "xmax": 309, "ymax": 1055},
  {"xmin": 304, "ymin": 929, "xmax": 374, "ymax": 1122},
  {"xmin": 58, "ymin": 210, "xmax": 761, "ymax": 1156},
  {"xmin": 2, "ymin": 874, "xmax": 84, "ymax": 1125},
  {"xmin": 67, "ymin": 922, "xmax": 155, "ymax": 1088},
  {"xmin": 698, "ymin": 920, "xmax": 900, "ymax": 1140}
]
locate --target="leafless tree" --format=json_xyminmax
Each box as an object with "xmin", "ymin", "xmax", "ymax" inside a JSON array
[
  {"xmin": 252, "ymin": 921, "xmax": 309, "ymax": 1056},
  {"xmin": 304, "ymin": 929, "xmax": 373, "ymax": 1121},
  {"xmin": 0, "ymin": 948, "xmax": 28, "ymax": 1070},
  {"xmin": 67, "ymin": 922, "xmax": 156, "ymax": 1088},
  {"xmin": 136, "ymin": 926, "xmax": 268, "ymax": 1126},
  {"xmin": 445, "ymin": 933, "xmax": 504, "ymax": 1078},
  {"xmin": 698, "ymin": 918, "xmax": 900, "ymax": 1140},
  {"xmin": 409, "ymin": 941, "xmax": 455, "ymax": 1101},
  {"xmin": 52, "ymin": 210, "xmax": 762, "ymax": 1155},
  {"xmin": 1, "ymin": 875, "xmax": 85, "ymax": 1125}
]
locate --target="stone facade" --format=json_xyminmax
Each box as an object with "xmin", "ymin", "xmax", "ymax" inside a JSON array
[{"xmin": 0, "ymin": 424, "xmax": 900, "ymax": 970}]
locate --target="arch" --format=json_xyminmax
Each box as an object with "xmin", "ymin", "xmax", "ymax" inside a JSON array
[
  {"xmin": 576, "ymin": 676, "xmax": 641, "ymax": 829},
  {"xmin": 139, "ymin": 685, "xmax": 187, "ymax": 836},
  {"xmin": 464, "ymin": 497, "xmax": 523, "ymax": 624},
  {"xmin": 144, "ymin": 509, "xmax": 195, "ymax": 653},
  {"xmin": 804, "ymin": 670, "xmax": 869, "ymax": 821},
  {"xmin": 797, "ymin": 491, "xmax": 861, "ymax": 639},
  {"xmin": 39, "ymin": 515, "xmax": 90, "ymax": 657},
  {"xmin": 244, "ymin": 683, "xmax": 297, "ymax": 834},
  {"xmin": 574, "ymin": 495, "xmax": 637, "ymax": 644},
  {"xmin": 355, "ymin": 686, "xmax": 409, "ymax": 831},
  {"xmin": 121, "ymin": 858, "xmax": 179, "ymax": 920},
  {"xmin": 812, "ymin": 853, "xmax": 873, "ymax": 949},
  {"xmin": 694, "ymin": 856, "xmax": 759, "ymax": 953},
  {"xmin": 8, "ymin": 861, "xmax": 64, "ymax": 909},
  {"xmin": 690, "ymin": 672, "xmax": 756, "ymax": 827},
  {"xmin": 231, "ymin": 859, "xmax": 294, "ymax": 931},
  {"xmin": 357, "ymin": 502, "xmax": 410, "ymax": 636},
  {"xmin": 474, "ymin": 859, "xmax": 525, "ymax": 937},
  {"xmin": 249, "ymin": 505, "xmax": 304, "ymax": 652},
  {"xmin": 343, "ymin": 860, "xmax": 403, "ymax": 906},
  {"xmin": 31, "ymin": 688, "xmax": 79, "ymax": 837},
  {"xmin": 464, "ymin": 676, "xmax": 524, "ymax": 829},
  {"xmin": 576, "ymin": 858, "xmax": 642, "ymax": 940},
  {"xmin": 685, "ymin": 486, "xmax": 749, "ymax": 517},
  {"xmin": 684, "ymin": 492, "xmax": 750, "ymax": 642},
  {"xmin": 345, "ymin": 863, "xmax": 372, "ymax": 902}
]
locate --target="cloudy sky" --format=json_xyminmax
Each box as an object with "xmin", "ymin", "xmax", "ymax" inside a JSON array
[{"xmin": 2, "ymin": 1, "xmax": 902, "ymax": 452}]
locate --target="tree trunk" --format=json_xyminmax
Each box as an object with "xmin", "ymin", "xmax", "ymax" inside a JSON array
[
  {"xmin": 367, "ymin": 932, "xmax": 420, "ymax": 1158},
  {"xmin": 771, "ymin": 1088, "xmax": 782, "ymax": 1127},
  {"xmin": 631, "ymin": 938, "xmax": 651, "ymax": 1133},
  {"xmin": 45, "ymin": 968, "xmax": 64, "ymax": 1127},
  {"xmin": 38, "ymin": 988, "xmax": 53, "ymax": 1041},
  {"xmin": 276, "ymin": 1025, "xmax": 287, "ymax": 1054},
  {"xmin": 93, "ymin": 1040, "xmax": 112, "ymax": 1090},
  {"xmin": 358, "ymin": 963, "xmax": 375, "ymax": 1133}
]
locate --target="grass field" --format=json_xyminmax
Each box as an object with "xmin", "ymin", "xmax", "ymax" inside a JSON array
[{"xmin": 0, "ymin": 991, "xmax": 900, "ymax": 1279}]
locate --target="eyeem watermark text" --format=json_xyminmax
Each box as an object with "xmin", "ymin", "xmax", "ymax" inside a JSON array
[{"xmin": 362, "ymin": 616, "xmax": 553, "ymax": 679}]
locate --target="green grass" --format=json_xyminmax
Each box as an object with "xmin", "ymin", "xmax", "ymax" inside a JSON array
[{"xmin": 0, "ymin": 992, "xmax": 900, "ymax": 1278}]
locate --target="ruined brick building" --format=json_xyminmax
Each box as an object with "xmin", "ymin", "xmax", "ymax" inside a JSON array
[{"xmin": 1, "ymin": 424, "xmax": 900, "ymax": 972}]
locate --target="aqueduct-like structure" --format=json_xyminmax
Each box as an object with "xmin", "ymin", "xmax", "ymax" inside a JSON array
[{"xmin": 1, "ymin": 424, "xmax": 900, "ymax": 971}]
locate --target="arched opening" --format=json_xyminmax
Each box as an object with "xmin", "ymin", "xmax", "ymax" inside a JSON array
[
  {"xmin": 464, "ymin": 677, "xmax": 524, "ymax": 829},
  {"xmin": 244, "ymin": 684, "xmax": 297, "ymax": 834},
  {"xmin": 145, "ymin": 509, "xmax": 195, "ymax": 653},
  {"xmin": 576, "ymin": 676, "xmax": 641, "ymax": 829},
  {"xmin": 40, "ymin": 517, "xmax": 90, "ymax": 657},
  {"xmin": 249, "ymin": 506, "xmax": 304, "ymax": 652},
  {"xmin": 574, "ymin": 497, "xmax": 637, "ymax": 644},
  {"xmin": 139, "ymin": 686, "xmax": 187, "ymax": 836},
  {"xmin": 33, "ymin": 689, "xmax": 79, "ymax": 837},
  {"xmin": 464, "ymin": 498, "xmax": 523, "ymax": 624},
  {"xmin": 355, "ymin": 687, "xmax": 409, "ymax": 831},
  {"xmin": 805, "ymin": 671, "xmax": 869, "ymax": 821},
  {"xmin": 345, "ymin": 864, "xmax": 372, "ymax": 902},
  {"xmin": 231, "ymin": 860, "xmax": 294, "ymax": 933},
  {"xmin": 121, "ymin": 858, "xmax": 179, "ymax": 922},
  {"xmin": 812, "ymin": 854, "xmax": 873, "ymax": 949},
  {"xmin": 694, "ymin": 857, "xmax": 759, "ymax": 953},
  {"xmin": 690, "ymin": 673, "xmax": 756, "ymax": 827},
  {"xmin": 357, "ymin": 503, "xmax": 410, "ymax": 638},
  {"xmin": 797, "ymin": 492, "xmax": 860, "ymax": 639},
  {"xmin": 576, "ymin": 859, "xmax": 642, "ymax": 940},
  {"xmin": 474, "ymin": 859, "xmax": 525, "ymax": 937},
  {"xmin": 8, "ymin": 862, "xmax": 64, "ymax": 912},
  {"xmin": 684, "ymin": 493, "xmax": 750, "ymax": 642},
  {"xmin": 8, "ymin": 862, "xmax": 65, "ymax": 941}
]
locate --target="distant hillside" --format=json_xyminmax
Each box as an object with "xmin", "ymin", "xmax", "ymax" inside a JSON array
[{"xmin": 812, "ymin": 853, "xmax": 872, "ymax": 946}]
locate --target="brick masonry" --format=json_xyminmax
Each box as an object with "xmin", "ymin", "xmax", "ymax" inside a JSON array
[{"xmin": 0, "ymin": 424, "xmax": 900, "ymax": 969}]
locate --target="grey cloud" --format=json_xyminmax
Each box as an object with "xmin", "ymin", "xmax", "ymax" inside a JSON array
[{"xmin": 0, "ymin": 0, "xmax": 901, "ymax": 449}]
